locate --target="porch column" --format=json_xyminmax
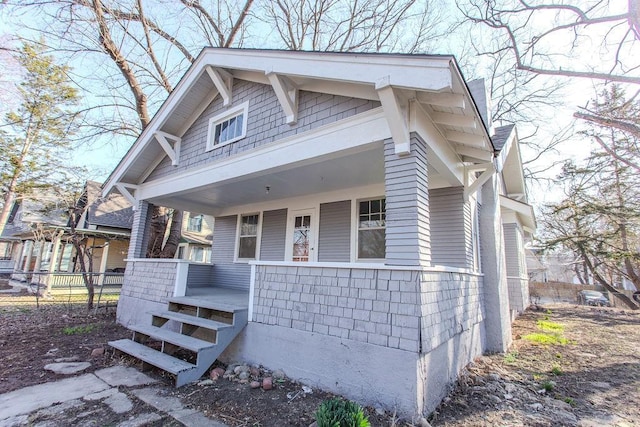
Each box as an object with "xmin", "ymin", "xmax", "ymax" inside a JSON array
[
  {"xmin": 32, "ymin": 241, "xmax": 44, "ymax": 273},
  {"xmin": 12, "ymin": 241, "xmax": 23, "ymax": 271},
  {"xmin": 23, "ymin": 241, "xmax": 34, "ymax": 272},
  {"xmin": 479, "ymin": 173, "xmax": 512, "ymax": 352},
  {"xmin": 127, "ymin": 200, "xmax": 152, "ymax": 259},
  {"xmin": 49, "ymin": 235, "xmax": 62, "ymax": 273},
  {"xmin": 384, "ymin": 135, "xmax": 431, "ymax": 267},
  {"xmin": 98, "ymin": 241, "xmax": 110, "ymax": 286}
]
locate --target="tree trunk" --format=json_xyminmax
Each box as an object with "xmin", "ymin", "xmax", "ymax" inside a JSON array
[
  {"xmin": 580, "ymin": 248, "xmax": 639, "ymax": 310},
  {"xmin": 160, "ymin": 210, "xmax": 183, "ymax": 258}
]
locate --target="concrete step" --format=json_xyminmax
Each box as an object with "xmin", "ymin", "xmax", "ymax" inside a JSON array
[
  {"xmin": 129, "ymin": 324, "xmax": 217, "ymax": 352},
  {"xmin": 151, "ymin": 310, "xmax": 233, "ymax": 331},
  {"xmin": 109, "ymin": 339, "xmax": 196, "ymax": 376}
]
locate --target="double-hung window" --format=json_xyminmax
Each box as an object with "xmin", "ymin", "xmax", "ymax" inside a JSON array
[
  {"xmin": 238, "ymin": 214, "xmax": 259, "ymax": 259},
  {"xmin": 206, "ymin": 102, "xmax": 249, "ymax": 151},
  {"xmin": 358, "ymin": 198, "xmax": 386, "ymax": 259},
  {"xmin": 187, "ymin": 214, "xmax": 203, "ymax": 232}
]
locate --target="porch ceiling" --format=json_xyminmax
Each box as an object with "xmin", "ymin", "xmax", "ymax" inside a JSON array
[{"xmin": 145, "ymin": 144, "xmax": 385, "ymax": 215}]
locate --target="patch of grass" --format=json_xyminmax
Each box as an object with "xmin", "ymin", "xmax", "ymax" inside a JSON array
[
  {"xmin": 62, "ymin": 324, "xmax": 96, "ymax": 335},
  {"xmin": 563, "ymin": 397, "xmax": 576, "ymax": 407},
  {"xmin": 537, "ymin": 320, "xmax": 565, "ymax": 332},
  {"xmin": 545, "ymin": 309, "xmax": 552, "ymax": 315},
  {"xmin": 550, "ymin": 364, "xmax": 563, "ymax": 376},
  {"xmin": 523, "ymin": 333, "xmax": 570, "ymax": 345},
  {"xmin": 542, "ymin": 381, "xmax": 555, "ymax": 392},
  {"xmin": 504, "ymin": 351, "xmax": 519, "ymax": 364}
]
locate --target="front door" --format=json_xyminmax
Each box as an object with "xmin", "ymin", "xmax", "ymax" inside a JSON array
[{"xmin": 289, "ymin": 209, "xmax": 315, "ymax": 262}]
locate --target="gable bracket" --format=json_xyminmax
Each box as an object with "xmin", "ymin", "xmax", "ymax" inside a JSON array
[
  {"xmin": 154, "ymin": 131, "xmax": 182, "ymax": 166},
  {"xmin": 464, "ymin": 162, "xmax": 495, "ymax": 200},
  {"xmin": 115, "ymin": 183, "xmax": 139, "ymax": 209},
  {"xmin": 376, "ymin": 77, "xmax": 410, "ymax": 156},
  {"xmin": 206, "ymin": 66, "xmax": 233, "ymax": 106},
  {"xmin": 266, "ymin": 71, "xmax": 299, "ymax": 124}
]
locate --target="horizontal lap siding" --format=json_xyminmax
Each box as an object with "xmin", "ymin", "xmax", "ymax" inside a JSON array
[
  {"xmin": 429, "ymin": 187, "xmax": 473, "ymax": 269},
  {"xmin": 318, "ymin": 200, "xmax": 351, "ymax": 262},
  {"xmin": 211, "ymin": 214, "xmax": 250, "ymax": 289},
  {"xmin": 148, "ymin": 80, "xmax": 381, "ymax": 181},
  {"xmin": 260, "ymin": 209, "xmax": 287, "ymax": 261}
]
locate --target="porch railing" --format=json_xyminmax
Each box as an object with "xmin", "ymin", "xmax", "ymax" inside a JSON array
[{"xmin": 25, "ymin": 271, "xmax": 124, "ymax": 308}]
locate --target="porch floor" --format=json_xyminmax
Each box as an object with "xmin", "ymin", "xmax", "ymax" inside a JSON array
[{"xmin": 184, "ymin": 286, "xmax": 249, "ymax": 309}]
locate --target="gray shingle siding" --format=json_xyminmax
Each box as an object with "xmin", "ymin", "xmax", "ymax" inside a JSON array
[
  {"xmin": 211, "ymin": 214, "xmax": 250, "ymax": 289},
  {"xmin": 148, "ymin": 80, "xmax": 380, "ymax": 181},
  {"xmin": 127, "ymin": 201, "xmax": 151, "ymax": 259},
  {"xmin": 318, "ymin": 200, "xmax": 351, "ymax": 262},
  {"xmin": 429, "ymin": 187, "xmax": 474, "ymax": 269},
  {"xmin": 384, "ymin": 135, "xmax": 430, "ymax": 266},
  {"xmin": 260, "ymin": 209, "xmax": 287, "ymax": 261}
]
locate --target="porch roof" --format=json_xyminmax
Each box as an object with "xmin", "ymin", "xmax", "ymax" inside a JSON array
[{"xmin": 104, "ymin": 49, "xmax": 498, "ymax": 205}]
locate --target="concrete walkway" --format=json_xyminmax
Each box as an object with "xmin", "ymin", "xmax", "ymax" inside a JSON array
[{"xmin": 0, "ymin": 366, "xmax": 228, "ymax": 427}]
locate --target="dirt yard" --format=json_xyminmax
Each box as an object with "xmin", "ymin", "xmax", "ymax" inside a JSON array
[{"xmin": 1, "ymin": 286, "xmax": 639, "ymax": 426}]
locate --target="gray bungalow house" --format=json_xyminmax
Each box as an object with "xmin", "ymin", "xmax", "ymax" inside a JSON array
[{"xmin": 104, "ymin": 49, "xmax": 534, "ymax": 416}]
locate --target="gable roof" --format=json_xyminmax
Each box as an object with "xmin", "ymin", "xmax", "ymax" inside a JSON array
[
  {"xmin": 84, "ymin": 181, "xmax": 133, "ymax": 230},
  {"xmin": 104, "ymin": 48, "xmax": 497, "ymax": 197}
]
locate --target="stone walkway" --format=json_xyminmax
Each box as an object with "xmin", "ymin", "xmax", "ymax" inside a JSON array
[{"xmin": 0, "ymin": 366, "xmax": 229, "ymax": 427}]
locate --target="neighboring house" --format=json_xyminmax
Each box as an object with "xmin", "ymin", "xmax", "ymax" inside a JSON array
[
  {"xmin": 2, "ymin": 182, "xmax": 133, "ymax": 288},
  {"xmin": 175, "ymin": 212, "xmax": 214, "ymax": 263},
  {"xmin": 0, "ymin": 192, "xmax": 68, "ymax": 276},
  {"xmin": 104, "ymin": 49, "xmax": 534, "ymax": 416}
]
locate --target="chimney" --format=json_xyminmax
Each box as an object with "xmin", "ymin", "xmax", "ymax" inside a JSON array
[{"xmin": 467, "ymin": 78, "xmax": 494, "ymax": 137}]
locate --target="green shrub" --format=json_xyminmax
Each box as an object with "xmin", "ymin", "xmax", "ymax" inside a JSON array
[{"xmin": 315, "ymin": 398, "xmax": 371, "ymax": 427}]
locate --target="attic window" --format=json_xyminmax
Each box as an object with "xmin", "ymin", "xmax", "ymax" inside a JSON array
[{"xmin": 206, "ymin": 102, "xmax": 249, "ymax": 151}]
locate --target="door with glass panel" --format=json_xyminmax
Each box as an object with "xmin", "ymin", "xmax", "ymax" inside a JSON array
[{"xmin": 290, "ymin": 209, "xmax": 315, "ymax": 262}]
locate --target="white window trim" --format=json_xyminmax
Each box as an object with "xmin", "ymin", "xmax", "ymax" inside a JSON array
[
  {"xmin": 353, "ymin": 196, "xmax": 386, "ymax": 262},
  {"xmin": 206, "ymin": 101, "xmax": 249, "ymax": 152},
  {"xmin": 234, "ymin": 212, "xmax": 262, "ymax": 262}
]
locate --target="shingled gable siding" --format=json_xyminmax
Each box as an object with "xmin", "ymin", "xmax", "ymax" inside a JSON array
[
  {"xmin": 260, "ymin": 209, "xmax": 287, "ymax": 261},
  {"xmin": 147, "ymin": 80, "xmax": 381, "ymax": 181},
  {"xmin": 384, "ymin": 135, "xmax": 431, "ymax": 267},
  {"xmin": 429, "ymin": 187, "xmax": 474, "ymax": 269},
  {"xmin": 211, "ymin": 214, "xmax": 251, "ymax": 289},
  {"xmin": 318, "ymin": 200, "xmax": 351, "ymax": 262}
]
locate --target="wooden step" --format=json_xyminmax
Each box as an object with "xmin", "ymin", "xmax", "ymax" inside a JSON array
[
  {"xmin": 109, "ymin": 339, "xmax": 196, "ymax": 375},
  {"xmin": 151, "ymin": 310, "xmax": 233, "ymax": 331},
  {"xmin": 129, "ymin": 324, "xmax": 216, "ymax": 352},
  {"xmin": 168, "ymin": 296, "xmax": 248, "ymax": 313}
]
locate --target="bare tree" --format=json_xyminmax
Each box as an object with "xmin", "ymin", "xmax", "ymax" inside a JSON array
[
  {"xmin": 459, "ymin": 0, "xmax": 640, "ymax": 85},
  {"xmin": 258, "ymin": 0, "xmax": 442, "ymax": 52},
  {"xmin": 1, "ymin": 0, "xmax": 253, "ymax": 257}
]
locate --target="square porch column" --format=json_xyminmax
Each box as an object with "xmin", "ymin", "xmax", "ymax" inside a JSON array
[
  {"xmin": 127, "ymin": 200, "xmax": 152, "ymax": 259},
  {"xmin": 479, "ymin": 173, "xmax": 512, "ymax": 352},
  {"xmin": 384, "ymin": 135, "xmax": 431, "ymax": 267}
]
